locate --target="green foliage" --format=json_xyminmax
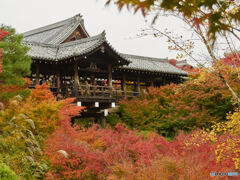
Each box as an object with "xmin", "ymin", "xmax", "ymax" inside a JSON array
[
  {"xmin": 74, "ymin": 117, "xmax": 95, "ymax": 128},
  {"xmin": 0, "ymin": 163, "xmax": 17, "ymax": 180},
  {"xmin": 0, "ymin": 25, "xmax": 31, "ymax": 86},
  {"xmin": 0, "ymin": 25, "xmax": 32, "ymax": 103},
  {"xmin": 105, "ymin": 113, "xmax": 122, "ymax": 127}
]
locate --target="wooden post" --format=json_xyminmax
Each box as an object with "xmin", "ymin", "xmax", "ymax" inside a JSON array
[
  {"xmin": 56, "ymin": 70, "xmax": 61, "ymax": 94},
  {"xmin": 121, "ymin": 73, "xmax": 126, "ymax": 98},
  {"xmin": 36, "ymin": 64, "xmax": 40, "ymax": 85},
  {"xmin": 163, "ymin": 76, "xmax": 166, "ymax": 85},
  {"xmin": 150, "ymin": 79, "xmax": 154, "ymax": 87},
  {"xmin": 74, "ymin": 60, "xmax": 80, "ymax": 96},
  {"xmin": 137, "ymin": 76, "xmax": 140, "ymax": 96},
  {"xmin": 107, "ymin": 64, "xmax": 112, "ymax": 87},
  {"xmin": 101, "ymin": 116, "xmax": 106, "ymax": 128}
]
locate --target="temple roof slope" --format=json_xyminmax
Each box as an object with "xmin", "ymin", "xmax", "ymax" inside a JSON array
[
  {"xmin": 120, "ymin": 54, "xmax": 187, "ymax": 75},
  {"xmin": 23, "ymin": 14, "xmax": 89, "ymax": 45},
  {"xmin": 23, "ymin": 32, "xmax": 129, "ymax": 63},
  {"xmin": 176, "ymin": 60, "xmax": 190, "ymax": 67},
  {"xmin": 23, "ymin": 42, "xmax": 57, "ymax": 60}
]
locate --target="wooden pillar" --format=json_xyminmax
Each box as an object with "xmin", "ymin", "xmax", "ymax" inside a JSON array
[
  {"xmin": 163, "ymin": 76, "xmax": 166, "ymax": 85},
  {"xmin": 100, "ymin": 116, "xmax": 106, "ymax": 128},
  {"xmin": 137, "ymin": 76, "xmax": 140, "ymax": 96},
  {"xmin": 121, "ymin": 73, "xmax": 126, "ymax": 97},
  {"xmin": 36, "ymin": 64, "xmax": 40, "ymax": 85},
  {"xmin": 150, "ymin": 79, "xmax": 154, "ymax": 87},
  {"xmin": 107, "ymin": 64, "xmax": 112, "ymax": 87},
  {"xmin": 56, "ymin": 70, "xmax": 61, "ymax": 92},
  {"xmin": 74, "ymin": 60, "xmax": 79, "ymax": 96}
]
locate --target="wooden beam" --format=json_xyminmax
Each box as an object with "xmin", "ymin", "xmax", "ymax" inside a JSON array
[
  {"xmin": 107, "ymin": 64, "xmax": 112, "ymax": 87},
  {"xmin": 36, "ymin": 64, "xmax": 40, "ymax": 85}
]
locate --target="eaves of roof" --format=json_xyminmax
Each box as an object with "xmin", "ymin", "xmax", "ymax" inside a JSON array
[{"xmin": 119, "ymin": 54, "xmax": 188, "ymax": 75}]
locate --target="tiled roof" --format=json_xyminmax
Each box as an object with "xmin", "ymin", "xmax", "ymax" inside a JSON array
[
  {"xmin": 119, "ymin": 54, "xmax": 187, "ymax": 75},
  {"xmin": 57, "ymin": 32, "xmax": 106, "ymax": 59},
  {"xmin": 23, "ymin": 14, "xmax": 88, "ymax": 45},
  {"xmin": 23, "ymin": 32, "xmax": 129, "ymax": 62},
  {"xmin": 22, "ymin": 14, "xmax": 187, "ymax": 75},
  {"xmin": 176, "ymin": 60, "xmax": 191, "ymax": 67},
  {"xmin": 23, "ymin": 41, "xmax": 57, "ymax": 60}
]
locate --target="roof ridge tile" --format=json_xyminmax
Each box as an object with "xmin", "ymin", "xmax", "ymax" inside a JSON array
[
  {"xmin": 23, "ymin": 16, "xmax": 76, "ymax": 37},
  {"xmin": 121, "ymin": 53, "xmax": 168, "ymax": 62}
]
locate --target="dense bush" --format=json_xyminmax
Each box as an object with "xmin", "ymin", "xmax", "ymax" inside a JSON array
[
  {"xmin": 118, "ymin": 65, "xmax": 238, "ymax": 137},
  {"xmin": 0, "ymin": 84, "xmax": 83, "ymax": 178},
  {"xmin": 0, "ymin": 163, "xmax": 18, "ymax": 180},
  {"xmin": 44, "ymin": 121, "xmax": 236, "ymax": 179}
]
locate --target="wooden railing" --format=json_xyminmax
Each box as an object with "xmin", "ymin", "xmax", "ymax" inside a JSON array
[
  {"xmin": 30, "ymin": 84, "xmax": 140, "ymax": 101},
  {"xmin": 72, "ymin": 85, "xmax": 139, "ymax": 101}
]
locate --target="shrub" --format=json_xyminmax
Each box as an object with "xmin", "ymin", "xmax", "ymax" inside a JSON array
[
  {"xmin": 118, "ymin": 66, "xmax": 238, "ymax": 137},
  {"xmin": 0, "ymin": 84, "xmax": 83, "ymax": 178},
  {"xmin": 44, "ymin": 122, "xmax": 237, "ymax": 179},
  {"xmin": 0, "ymin": 163, "xmax": 17, "ymax": 180}
]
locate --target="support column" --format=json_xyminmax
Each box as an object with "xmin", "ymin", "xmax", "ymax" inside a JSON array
[
  {"xmin": 56, "ymin": 70, "xmax": 61, "ymax": 94},
  {"xmin": 74, "ymin": 61, "xmax": 80, "ymax": 96},
  {"xmin": 137, "ymin": 76, "xmax": 140, "ymax": 96},
  {"xmin": 121, "ymin": 73, "xmax": 126, "ymax": 98},
  {"xmin": 150, "ymin": 79, "xmax": 154, "ymax": 87},
  {"xmin": 107, "ymin": 64, "xmax": 112, "ymax": 87},
  {"xmin": 163, "ymin": 76, "xmax": 166, "ymax": 85},
  {"xmin": 36, "ymin": 64, "xmax": 40, "ymax": 85},
  {"xmin": 100, "ymin": 116, "xmax": 106, "ymax": 128}
]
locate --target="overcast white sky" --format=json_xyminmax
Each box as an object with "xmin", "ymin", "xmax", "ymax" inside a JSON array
[{"xmin": 0, "ymin": 0, "xmax": 207, "ymax": 64}]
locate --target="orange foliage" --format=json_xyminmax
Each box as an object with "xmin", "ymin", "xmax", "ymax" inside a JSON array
[{"xmin": 31, "ymin": 83, "xmax": 55, "ymax": 102}]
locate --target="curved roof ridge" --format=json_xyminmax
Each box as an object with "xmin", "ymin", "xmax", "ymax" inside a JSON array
[
  {"xmin": 59, "ymin": 31, "xmax": 106, "ymax": 47},
  {"xmin": 121, "ymin": 53, "xmax": 168, "ymax": 63},
  {"xmin": 23, "ymin": 17, "xmax": 75, "ymax": 37},
  {"xmin": 23, "ymin": 14, "xmax": 84, "ymax": 37}
]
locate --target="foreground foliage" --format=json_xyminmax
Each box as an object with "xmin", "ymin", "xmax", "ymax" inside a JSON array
[
  {"xmin": 0, "ymin": 163, "xmax": 17, "ymax": 180},
  {"xmin": 44, "ymin": 122, "xmax": 237, "ymax": 179},
  {"xmin": 0, "ymin": 84, "xmax": 83, "ymax": 179}
]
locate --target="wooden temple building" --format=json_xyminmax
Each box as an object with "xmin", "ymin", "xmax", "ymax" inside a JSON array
[{"xmin": 22, "ymin": 14, "xmax": 187, "ymax": 117}]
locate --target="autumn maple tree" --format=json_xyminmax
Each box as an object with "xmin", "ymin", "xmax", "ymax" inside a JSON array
[
  {"xmin": 221, "ymin": 52, "xmax": 240, "ymax": 67},
  {"xmin": 106, "ymin": 0, "xmax": 240, "ymax": 41},
  {"xmin": 106, "ymin": 0, "xmax": 240, "ymax": 103}
]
